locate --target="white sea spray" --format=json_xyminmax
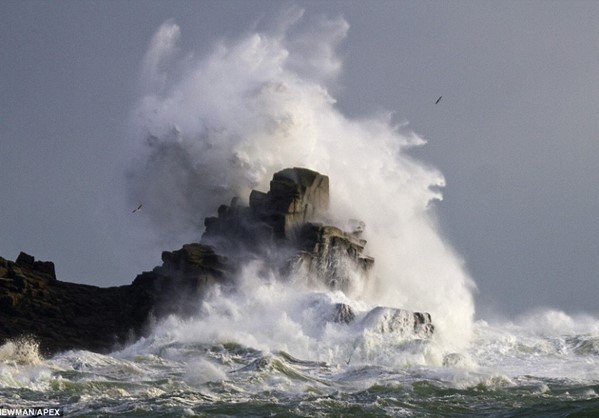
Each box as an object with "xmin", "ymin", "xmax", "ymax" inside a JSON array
[{"xmin": 126, "ymin": 11, "xmax": 475, "ymax": 349}]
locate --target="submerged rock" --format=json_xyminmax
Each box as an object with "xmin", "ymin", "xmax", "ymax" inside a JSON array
[
  {"xmin": 332, "ymin": 303, "xmax": 356, "ymax": 324},
  {"xmin": 360, "ymin": 307, "xmax": 434, "ymax": 339},
  {"xmin": 326, "ymin": 303, "xmax": 433, "ymax": 340}
]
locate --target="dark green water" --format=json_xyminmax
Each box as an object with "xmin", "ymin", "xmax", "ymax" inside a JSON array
[{"xmin": 3, "ymin": 342, "xmax": 599, "ymax": 418}]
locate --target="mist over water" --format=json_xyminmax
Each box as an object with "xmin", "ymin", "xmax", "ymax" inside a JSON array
[
  {"xmin": 3, "ymin": 10, "xmax": 599, "ymax": 417},
  {"xmin": 127, "ymin": 11, "xmax": 475, "ymax": 348}
]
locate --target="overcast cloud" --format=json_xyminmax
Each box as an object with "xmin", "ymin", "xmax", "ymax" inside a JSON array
[{"xmin": 1, "ymin": 1, "xmax": 598, "ymax": 318}]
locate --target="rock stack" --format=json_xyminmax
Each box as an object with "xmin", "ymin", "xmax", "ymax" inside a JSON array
[
  {"xmin": 0, "ymin": 167, "xmax": 434, "ymax": 356},
  {"xmin": 202, "ymin": 167, "xmax": 373, "ymax": 292},
  {"xmin": 203, "ymin": 167, "xmax": 330, "ymax": 247}
]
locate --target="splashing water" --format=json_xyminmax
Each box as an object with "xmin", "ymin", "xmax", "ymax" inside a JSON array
[
  {"xmin": 0, "ymin": 338, "xmax": 42, "ymax": 366},
  {"xmin": 3, "ymin": 11, "xmax": 599, "ymax": 417},
  {"xmin": 127, "ymin": 10, "xmax": 475, "ymax": 349}
]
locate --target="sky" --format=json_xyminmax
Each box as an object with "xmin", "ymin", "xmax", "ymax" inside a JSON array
[{"xmin": 1, "ymin": 1, "xmax": 598, "ymax": 319}]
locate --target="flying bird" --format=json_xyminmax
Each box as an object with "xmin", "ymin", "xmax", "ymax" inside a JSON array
[
  {"xmin": 132, "ymin": 204, "xmax": 143, "ymax": 213},
  {"xmin": 435, "ymin": 96, "xmax": 442, "ymax": 104}
]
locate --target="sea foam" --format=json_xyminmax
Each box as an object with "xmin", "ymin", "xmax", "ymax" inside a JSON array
[{"xmin": 126, "ymin": 10, "xmax": 475, "ymax": 350}]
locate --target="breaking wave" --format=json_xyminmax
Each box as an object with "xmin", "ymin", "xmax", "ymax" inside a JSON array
[
  {"xmin": 126, "ymin": 9, "xmax": 474, "ymax": 349},
  {"xmin": 4, "ymin": 10, "xmax": 598, "ymax": 418}
]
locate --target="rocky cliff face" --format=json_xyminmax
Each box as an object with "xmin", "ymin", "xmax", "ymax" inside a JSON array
[
  {"xmin": 0, "ymin": 246, "xmax": 229, "ymax": 356},
  {"xmin": 202, "ymin": 167, "xmax": 373, "ymax": 292},
  {"xmin": 203, "ymin": 167, "xmax": 330, "ymax": 248},
  {"xmin": 0, "ymin": 167, "xmax": 433, "ymax": 356},
  {"xmin": 293, "ymin": 223, "xmax": 374, "ymax": 293}
]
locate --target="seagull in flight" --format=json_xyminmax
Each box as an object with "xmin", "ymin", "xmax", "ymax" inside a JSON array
[
  {"xmin": 132, "ymin": 204, "xmax": 143, "ymax": 213},
  {"xmin": 435, "ymin": 96, "xmax": 443, "ymax": 104}
]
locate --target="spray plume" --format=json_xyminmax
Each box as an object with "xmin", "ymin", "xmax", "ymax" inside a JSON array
[{"xmin": 126, "ymin": 10, "xmax": 476, "ymax": 347}]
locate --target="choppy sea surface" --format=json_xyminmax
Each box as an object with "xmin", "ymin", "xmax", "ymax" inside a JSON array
[{"xmin": 2, "ymin": 282, "xmax": 599, "ymax": 418}]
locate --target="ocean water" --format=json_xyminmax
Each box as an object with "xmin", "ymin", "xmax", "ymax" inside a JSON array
[
  {"xmin": 2, "ymin": 280, "xmax": 599, "ymax": 417},
  {"xmin": 4, "ymin": 10, "xmax": 597, "ymax": 418}
]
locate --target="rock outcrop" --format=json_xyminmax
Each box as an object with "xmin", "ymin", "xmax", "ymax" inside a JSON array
[
  {"xmin": 0, "ymin": 246, "xmax": 229, "ymax": 356},
  {"xmin": 327, "ymin": 303, "xmax": 434, "ymax": 338},
  {"xmin": 360, "ymin": 307, "xmax": 434, "ymax": 338},
  {"xmin": 293, "ymin": 223, "xmax": 374, "ymax": 292},
  {"xmin": 202, "ymin": 167, "xmax": 373, "ymax": 292},
  {"xmin": 0, "ymin": 167, "xmax": 434, "ymax": 356},
  {"xmin": 1, "ymin": 253, "xmax": 140, "ymax": 355},
  {"xmin": 203, "ymin": 167, "xmax": 330, "ymax": 249},
  {"xmin": 332, "ymin": 303, "xmax": 356, "ymax": 324},
  {"xmin": 131, "ymin": 243, "xmax": 231, "ymax": 318}
]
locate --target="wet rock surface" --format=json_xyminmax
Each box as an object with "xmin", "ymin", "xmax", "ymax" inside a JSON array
[
  {"xmin": 0, "ymin": 167, "xmax": 434, "ymax": 356},
  {"xmin": 203, "ymin": 167, "xmax": 330, "ymax": 249},
  {"xmin": 360, "ymin": 306, "xmax": 435, "ymax": 338},
  {"xmin": 0, "ymin": 247, "xmax": 230, "ymax": 356}
]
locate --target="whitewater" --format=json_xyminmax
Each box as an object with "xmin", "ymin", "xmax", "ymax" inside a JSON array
[
  {"xmin": 2, "ymin": 305, "xmax": 599, "ymax": 416},
  {"xmin": 2, "ymin": 11, "xmax": 599, "ymax": 417}
]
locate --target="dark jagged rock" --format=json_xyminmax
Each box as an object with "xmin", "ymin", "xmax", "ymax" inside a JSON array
[
  {"xmin": 202, "ymin": 167, "xmax": 372, "ymax": 292},
  {"xmin": 293, "ymin": 223, "xmax": 374, "ymax": 292},
  {"xmin": 332, "ymin": 303, "xmax": 355, "ymax": 324},
  {"xmin": 203, "ymin": 167, "xmax": 329, "ymax": 249},
  {"xmin": 0, "ymin": 244, "xmax": 230, "ymax": 356},
  {"xmin": 1, "ymin": 254, "xmax": 138, "ymax": 355},
  {"xmin": 0, "ymin": 166, "xmax": 434, "ymax": 356},
  {"xmin": 131, "ymin": 243, "xmax": 231, "ymax": 318},
  {"xmin": 267, "ymin": 167, "xmax": 329, "ymax": 235},
  {"xmin": 15, "ymin": 252, "xmax": 56, "ymax": 280}
]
